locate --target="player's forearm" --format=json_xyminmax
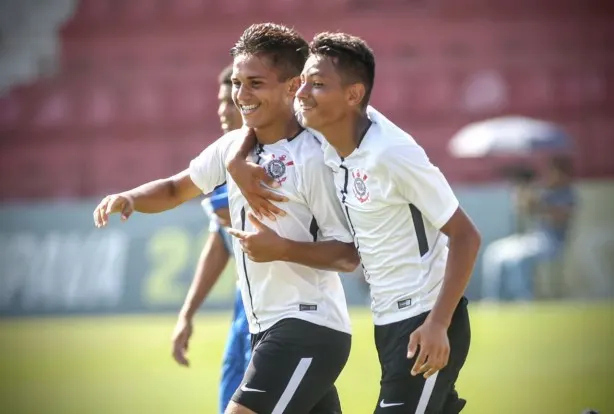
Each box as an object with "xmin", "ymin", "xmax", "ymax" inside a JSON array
[
  {"xmin": 428, "ymin": 227, "xmax": 481, "ymax": 328},
  {"xmin": 279, "ymin": 240, "xmax": 359, "ymax": 273},
  {"xmin": 121, "ymin": 172, "xmax": 199, "ymax": 214},
  {"xmin": 180, "ymin": 235, "xmax": 230, "ymax": 320},
  {"xmin": 120, "ymin": 179, "xmax": 182, "ymax": 213}
]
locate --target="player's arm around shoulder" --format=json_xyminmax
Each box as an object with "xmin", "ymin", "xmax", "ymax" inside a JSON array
[
  {"xmin": 225, "ymin": 127, "xmax": 288, "ymax": 220},
  {"xmin": 227, "ymin": 144, "xmax": 359, "ymax": 273}
]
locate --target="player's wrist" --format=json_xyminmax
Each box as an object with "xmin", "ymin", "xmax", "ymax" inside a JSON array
[
  {"xmin": 277, "ymin": 238, "xmax": 294, "ymax": 262},
  {"xmin": 118, "ymin": 192, "xmax": 135, "ymax": 208},
  {"xmin": 178, "ymin": 307, "xmax": 196, "ymax": 321},
  {"xmin": 425, "ymin": 312, "xmax": 452, "ymax": 330},
  {"xmin": 226, "ymin": 145, "xmax": 251, "ymax": 173},
  {"xmin": 226, "ymin": 155, "xmax": 243, "ymax": 176}
]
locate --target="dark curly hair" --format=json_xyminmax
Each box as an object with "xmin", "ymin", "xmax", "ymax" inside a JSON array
[
  {"xmin": 309, "ymin": 32, "xmax": 375, "ymax": 107},
  {"xmin": 231, "ymin": 23, "xmax": 309, "ymax": 81}
]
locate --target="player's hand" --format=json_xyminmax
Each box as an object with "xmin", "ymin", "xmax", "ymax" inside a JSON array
[
  {"xmin": 227, "ymin": 129, "xmax": 288, "ymax": 221},
  {"xmin": 407, "ymin": 319, "xmax": 450, "ymax": 379},
  {"xmin": 227, "ymin": 212, "xmax": 288, "ymax": 262},
  {"xmin": 93, "ymin": 194, "xmax": 134, "ymax": 228},
  {"xmin": 171, "ymin": 316, "xmax": 193, "ymax": 367}
]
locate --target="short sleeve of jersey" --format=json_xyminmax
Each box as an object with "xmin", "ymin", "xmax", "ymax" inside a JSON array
[
  {"xmin": 387, "ymin": 143, "xmax": 459, "ymax": 229},
  {"xmin": 300, "ymin": 152, "xmax": 353, "ymax": 244},
  {"xmin": 188, "ymin": 133, "xmax": 235, "ymax": 195}
]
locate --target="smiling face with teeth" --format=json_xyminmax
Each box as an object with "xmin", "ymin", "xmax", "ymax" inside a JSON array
[{"xmin": 231, "ymin": 54, "xmax": 297, "ymax": 133}]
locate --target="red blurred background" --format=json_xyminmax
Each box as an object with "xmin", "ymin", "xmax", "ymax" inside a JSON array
[{"xmin": 1, "ymin": 0, "xmax": 613, "ymax": 200}]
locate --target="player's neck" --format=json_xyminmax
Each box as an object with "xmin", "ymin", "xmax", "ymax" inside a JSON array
[
  {"xmin": 254, "ymin": 111, "xmax": 301, "ymax": 145},
  {"xmin": 323, "ymin": 112, "xmax": 371, "ymax": 159}
]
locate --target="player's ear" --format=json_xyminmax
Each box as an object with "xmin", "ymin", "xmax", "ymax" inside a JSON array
[
  {"xmin": 287, "ymin": 76, "xmax": 301, "ymax": 97},
  {"xmin": 346, "ymin": 83, "xmax": 366, "ymax": 108}
]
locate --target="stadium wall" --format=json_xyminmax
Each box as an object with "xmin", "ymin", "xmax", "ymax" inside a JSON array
[{"xmin": 1, "ymin": 180, "xmax": 612, "ymax": 317}]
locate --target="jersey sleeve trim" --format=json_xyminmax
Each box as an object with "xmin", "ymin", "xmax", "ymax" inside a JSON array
[{"xmin": 431, "ymin": 198, "xmax": 459, "ymax": 230}]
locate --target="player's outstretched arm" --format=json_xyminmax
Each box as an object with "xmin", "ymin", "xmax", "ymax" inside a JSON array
[
  {"xmin": 226, "ymin": 128, "xmax": 288, "ymax": 220},
  {"xmin": 95, "ymin": 130, "xmax": 235, "ymax": 227},
  {"xmin": 172, "ymin": 231, "xmax": 231, "ymax": 367},
  {"xmin": 228, "ymin": 212, "xmax": 359, "ymax": 273},
  {"xmin": 93, "ymin": 170, "xmax": 201, "ymax": 227}
]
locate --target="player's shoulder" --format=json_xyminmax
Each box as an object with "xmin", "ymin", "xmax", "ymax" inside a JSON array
[
  {"xmin": 288, "ymin": 128, "xmax": 326, "ymax": 164},
  {"xmin": 200, "ymin": 127, "xmax": 248, "ymax": 160},
  {"xmin": 365, "ymin": 106, "xmax": 428, "ymax": 163},
  {"xmin": 192, "ymin": 128, "xmax": 245, "ymax": 157},
  {"xmin": 290, "ymin": 128, "xmax": 324, "ymax": 150},
  {"xmin": 218, "ymin": 127, "xmax": 247, "ymax": 146},
  {"xmin": 365, "ymin": 106, "xmax": 421, "ymax": 150}
]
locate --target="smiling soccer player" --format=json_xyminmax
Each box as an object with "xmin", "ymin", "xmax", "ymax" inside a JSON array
[{"xmin": 228, "ymin": 32, "xmax": 481, "ymax": 414}]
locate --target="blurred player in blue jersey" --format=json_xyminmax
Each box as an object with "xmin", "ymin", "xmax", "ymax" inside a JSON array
[{"xmin": 170, "ymin": 65, "xmax": 249, "ymax": 413}]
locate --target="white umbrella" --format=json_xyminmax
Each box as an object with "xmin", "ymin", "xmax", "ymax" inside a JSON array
[{"xmin": 448, "ymin": 116, "xmax": 573, "ymax": 158}]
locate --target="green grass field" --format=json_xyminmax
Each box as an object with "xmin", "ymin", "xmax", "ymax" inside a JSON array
[{"xmin": 1, "ymin": 302, "xmax": 612, "ymax": 414}]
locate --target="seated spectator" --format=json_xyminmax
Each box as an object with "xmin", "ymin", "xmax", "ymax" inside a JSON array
[{"xmin": 482, "ymin": 156, "xmax": 577, "ymax": 301}]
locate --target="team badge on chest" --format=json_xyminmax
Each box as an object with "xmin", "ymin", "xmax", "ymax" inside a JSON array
[
  {"xmin": 264, "ymin": 154, "xmax": 294, "ymax": 184},
  {"xmin": 352, "ymin": 169, "xmax": 370, "ymax": 203}
]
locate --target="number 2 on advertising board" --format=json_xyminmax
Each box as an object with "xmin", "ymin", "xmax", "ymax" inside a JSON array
[{"xmin": 144, "ymin": 228, "xmax": 196, "ymax": 305}]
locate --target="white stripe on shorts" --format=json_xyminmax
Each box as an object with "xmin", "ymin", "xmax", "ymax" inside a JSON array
[
  {"xmin": 415, "ymin": 371, "xmax": 439, "ymax": 414},
  {"xmin": 271, "ymin": 357, "xmax": 313, "ymax": 414}
]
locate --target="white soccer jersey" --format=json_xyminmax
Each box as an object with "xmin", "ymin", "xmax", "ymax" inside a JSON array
[
  {"xmin": 319, "ymin": 107, "xmax": 459, "ymax": 326},
  {"xmin": 189, "ymin": 128, "xmax": 353, "ymax": 335}
]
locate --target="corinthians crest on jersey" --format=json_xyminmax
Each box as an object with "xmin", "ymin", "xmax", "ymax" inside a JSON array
[
  {"xmin": 263, "ymin": 153, "xmax": 294, "ymax": 184},
  {"xmin": 352, "ymin": 169, "xmax": 370, "ymax": 203}
]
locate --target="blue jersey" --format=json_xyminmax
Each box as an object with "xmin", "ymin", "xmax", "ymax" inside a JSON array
[
  {"xmin": 201, "ymin": 183, "xmax": 234, "ymax": 256},
  {"xmin": 208, "ymin": 215, "xmax": 234, "ymax": 256},
  {"xmin": 536, "ymin": 185, "xmax": 576, "ymax": 244}
]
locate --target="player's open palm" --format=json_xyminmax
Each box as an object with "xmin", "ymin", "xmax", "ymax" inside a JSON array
[
  {"xmin": 407, "ymin": 320, "xmax": 450, "ymax": 379},
  {"xmin": 93, "ymin": 194, "xmax": 134, "ymax": 228},
  {"xmin": 171, "ymin": 317, "xmax": 193, "ymax": 367}
]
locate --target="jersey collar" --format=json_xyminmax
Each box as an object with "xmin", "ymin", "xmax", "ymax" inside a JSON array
[{"xmin": 340, "ymin": 116, "xmax": 374, "ymax": 162}]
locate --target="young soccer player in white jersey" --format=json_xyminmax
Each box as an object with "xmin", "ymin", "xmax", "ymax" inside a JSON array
[
  {"xmin": 227, "ymin": 33, "xmax": 482, "ymax": 414},
  {"xmin": 93, "ymin": 24, "xmax": 360, "ymax": 414}
]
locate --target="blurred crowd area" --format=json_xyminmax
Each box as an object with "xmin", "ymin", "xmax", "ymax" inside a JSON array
[{"xmin": 0, "ymin": 0, "xmax": 613, "ymax": 314}]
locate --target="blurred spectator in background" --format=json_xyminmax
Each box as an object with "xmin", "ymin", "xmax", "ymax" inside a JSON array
[{"xmin": 482, "ymin": 155, "xmax": 577, "ymax": 301}]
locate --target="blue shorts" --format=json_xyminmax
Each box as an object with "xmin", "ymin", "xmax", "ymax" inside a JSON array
[{"xmin": 219, "ymin": 288, "xmax": 251, "ymax": 413}]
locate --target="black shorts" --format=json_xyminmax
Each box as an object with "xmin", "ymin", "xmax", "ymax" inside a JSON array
[
  {"xmin": 231, "ymin": 318, "xmax": 351, "ymax": 414},
  {"xmin": 374, "ymin": 297, "xmax": 471, "ymax": 414}
]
